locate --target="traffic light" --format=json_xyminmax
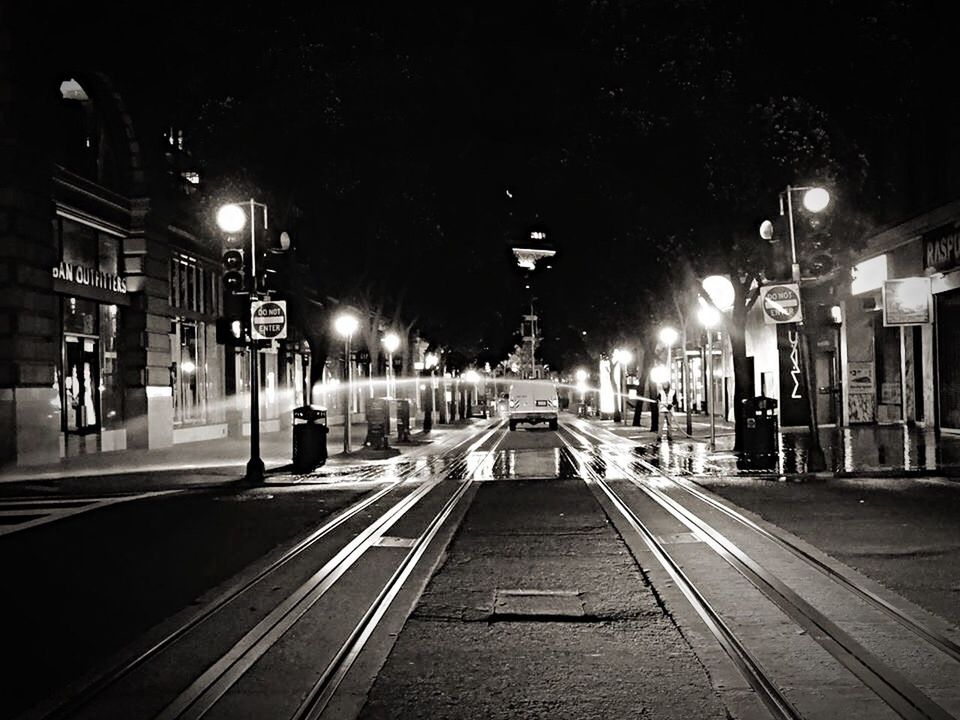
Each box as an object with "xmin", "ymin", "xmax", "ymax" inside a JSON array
[
  {"xmin": 760, "ymin": 216, "xmax": 792, "ymax": 281},
  {"xmin": 222, "ymin": 234, "xmax": 246, "ymax": 292},
  {"xmin": 799, "ymin": 234, "xmax": 836, "ymax": 278},
  {"xmin": 216, "ymin": 291, "xmax": 246, "ymax": 346}
]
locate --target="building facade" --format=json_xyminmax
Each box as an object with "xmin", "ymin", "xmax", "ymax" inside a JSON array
[{"xmin": 0, "ymin": 51, "xmax": 309, "ymax": 466}]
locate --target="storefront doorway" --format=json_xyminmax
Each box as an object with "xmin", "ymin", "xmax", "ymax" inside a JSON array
[
  {"xmin": 936, "ymin": 288, "xmax": 960, "ymax": 430},
  {"xmin": 815, "ymin": 349, "xmax": 839, "ymax": 425},
  {"xmin": 62, "ymin": 334, "xmax": 100, "ymax": 435}
]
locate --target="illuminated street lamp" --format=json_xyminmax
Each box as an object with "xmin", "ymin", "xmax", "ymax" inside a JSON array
[
  {"xmin": 335, "ymin": 312, "xmax": 359, "ymax": 454},
  {"xmin": 698, "ymin": 298, "xmax": 720, "ymax": 451},
  {"xmin": 659, "ymin": 325, "xmax": 679, "ymax": 370},
  {"xmin": 650, "ymin": 364, "xmax": 670, "ymax": 385},
  {"xmin": 217, "ymin": 199, "xmax": 268, "ymax": 482},
  {"xmin": 382, "ymin": 331, "xmax": 400, "ymax": 398},
  {"xmin": 611, "ymin": 348, "xmax": 632, "ymax": 423}
]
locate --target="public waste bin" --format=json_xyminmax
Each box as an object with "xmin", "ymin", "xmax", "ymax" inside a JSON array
[
  {"xmin": 738, "ymin": 396, "xmax": 778, "ymax": 470},
  {"xmin": 396, "ymin": 399, "xmax": 412, "ymax": 441},
  {"xmin": 292, "ymin": 405, "xmax": 328, "ymax": 472},
  {"xmin": 365, "ymin": 397, "xmax": 390, "ymax": 450}
]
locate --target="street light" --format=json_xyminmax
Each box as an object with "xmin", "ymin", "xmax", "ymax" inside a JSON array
[
  {"xmin": 335, "ymin": 312, "xmax": 359, "ymax": 454},
  {"xmin": 612, "ymin": 348, "xmax": 632, "ymax": 423},
  {"xmin": 698, "ymin": 299, "xmax": 720, "ymax": 451},
  {"xmin": 650, "ymin": 364, "xmax": 670, "ymax": 385},
  {"xmin": 217, "ymin": 199, "xmax": 268, "ymax": 482},
  {"xmin": 659, "ymin": 325, "xmax": 678, "ymax": 372},
  {"xmin": 382, "ymin": 331, "xmax": 400, "ymax": 398},
  {"xmin": 782, "ymin": 185, "xmax": 831, "ymax": 284}
]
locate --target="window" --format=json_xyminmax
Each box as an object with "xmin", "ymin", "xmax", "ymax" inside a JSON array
[
  {"xmin": 170, "ymin": 252, "xmax": 217, "ymax": 315},
  {"xmin": 58, "ymin": 217, "xmax": 121, "ymax": 275},
  {"xmin": 170, "ymin": 318, "xmax": 206, "ymax": 425}
]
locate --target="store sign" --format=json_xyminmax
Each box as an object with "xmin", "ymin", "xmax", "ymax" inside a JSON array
[
  {"xmin": 923, "ymin": 223, "xmax": 960, "ymax": 273},
  {"xmin": 760, "ymin": 283, "xmax": 803, "ymax": 324},
  {"xmin": 776, "ymin": 324, "xmax": 810, "ymax": 426},
  {"xmin": 52, "ymin": 262, "xmax": 127, "ymax": 293},
  {"xmin": 883, "ymin": 277, "xmax": 932, "ymax": 326},
  {"xmin": 250, "ymin": 300, "xmax": 288, "ymax": 340}
]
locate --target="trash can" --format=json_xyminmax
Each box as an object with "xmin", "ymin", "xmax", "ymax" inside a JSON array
[
  {"xmin": 292, "ymin": 405, "xmax": 328, "ymax": 472},
  {"xmin": 738, "ymin": 396, "xmax": 778, "ymax": 470},
  {"xmin": 365, "ymin": 397, "xmax": 390, "ymax": 450},
  {"xmin": 396, "ymin": 398, "xmax": 412, "ymax": 442}
]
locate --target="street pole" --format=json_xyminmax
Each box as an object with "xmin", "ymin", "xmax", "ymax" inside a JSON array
[
  {"xmin": 682, "ymin": 323, "xmax": 692, "ymax": 435},
  {"xmin": 785, "ymin": 185, "xmax": 826, "ymax": 472},
  {"xmin": 344, "ymin": 335, "xmax": 352, "ymax": 454},
  {"xmin": 246, "ymin": 198, "xmax": 264, "ymax": 483},
  {"xmin": 387, "ymin": 351, "xmax": 393, "ymax": 398},
  {"xmin": 707, "ymin": 329, "xmax": 716, "ymax": 451}
]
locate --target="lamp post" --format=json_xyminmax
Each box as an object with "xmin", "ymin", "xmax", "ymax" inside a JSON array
[
  {"xmin": 464, "ymin": 369, "xmax": 480, "ymax": 417},
  {"xmin": 780, "ymin": 185, "xmax": 831, "ymax": 472},
  {"xmin": 382, "ymin": 331, "xmax": 400, "ymax": 399},
  {"xmin": 335, "ymin": 312, "xmax": 359, "ymax": 454},
  {"xmin": 575, "ymin": 368, "xmax": 588, "ymax": 416},
  {"xmin": 612, "ymin": 348, "xmax": 632, "ymax": 423},
  {"xmin": 698, "ymin": 301, "xmax": 721, "ymax": 451},
  {"xmin": 423, "ymin": 352, "xmax": 438, "ymax": 432},
  {"xmin": 217, "ymin": 200, "xmax": 268, "ymax": 483}
]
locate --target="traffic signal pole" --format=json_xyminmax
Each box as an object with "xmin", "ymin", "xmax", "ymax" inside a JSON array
[
  {"xmin": 246, "ymin": 198, "xmax": 265, "ymax": 482},
  {"xmin": 784, "ymin": 186, "xmax": 826, "ymax": 473}
]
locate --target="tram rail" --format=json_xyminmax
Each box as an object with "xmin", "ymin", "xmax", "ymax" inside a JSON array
[
  {"xmin": 31, "ymin": 420, "xmax": 505, "ymax": 720},
  {"xmin": 558, "ymin": 420, "xmax": 960, "ymax": 720}
]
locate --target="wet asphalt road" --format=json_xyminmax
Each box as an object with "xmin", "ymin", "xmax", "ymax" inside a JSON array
[
  {"xmin": 3, "ymin": 416, "xmax": 960, "ymax": 719},
  {"xmin": 0, "ymin": 483, "xmax": 369, "ymax": 719}
]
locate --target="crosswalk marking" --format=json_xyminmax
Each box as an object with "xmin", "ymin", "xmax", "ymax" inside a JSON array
[{"xmin": 0, "ymin": 490, "xmax": 181, "ymax": 537}]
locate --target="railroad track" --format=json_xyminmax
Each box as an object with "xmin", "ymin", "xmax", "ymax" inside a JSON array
[
  {"xmin": 28, "ymin": 420, "xmax": 507, "ymax": 720},
  {"xmin": 558, "ymin": 419, "xmax": 960, "ymax": 720}
]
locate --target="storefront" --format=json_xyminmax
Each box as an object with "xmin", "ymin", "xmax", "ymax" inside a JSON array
[
  {"xmin": 52, "ymin": 213, "xmax": 130, "ymax": 455},
  {"xmin": 925, "ymin": 222, "xmax": 960, "ymax": 431}
]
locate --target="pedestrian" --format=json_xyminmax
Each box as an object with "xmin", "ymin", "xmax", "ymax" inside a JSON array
[{"xmin": 658, "ymin": 381, "xmax": 678, "ymax": 440}]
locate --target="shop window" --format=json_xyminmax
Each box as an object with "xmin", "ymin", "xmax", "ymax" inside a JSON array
[
  {"xmin": 62, "ymin": 296, "xmax": 97, "ymax": 335},
  {"xmin": 99, "ymin": 304, "xmax": 123, "ymax": 429},
  {"xmin": 171, "ymin": 318, "xmax": 205, "ymax": 425}
]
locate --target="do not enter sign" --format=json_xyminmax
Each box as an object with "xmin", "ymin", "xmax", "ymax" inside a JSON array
[
  {"xmin": 251, "ymin": 300, "xmax": 288, "ymax": 340},
  {"xmin": 760, "ymin": 283, "xmax": 803, "ymax": 324}
]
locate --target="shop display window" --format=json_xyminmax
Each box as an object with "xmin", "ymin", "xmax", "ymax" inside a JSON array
[{"xmin": 171, "ymin": 318, "xmax": 207, "ymax": 425}]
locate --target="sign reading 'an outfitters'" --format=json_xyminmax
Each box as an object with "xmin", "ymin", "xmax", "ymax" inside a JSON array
[{"xmin": 52, "ymin": 262, "xmax": 127, "ymax": 293}]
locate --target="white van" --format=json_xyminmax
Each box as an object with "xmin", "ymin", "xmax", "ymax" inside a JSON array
[{"xmin": 508, "ymin": 380, "xmax": 559, "ymax": 431}]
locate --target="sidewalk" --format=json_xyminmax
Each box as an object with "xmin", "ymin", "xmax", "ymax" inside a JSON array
[
  {"xmin": 0, "ymin": 420, "xmax": 482, "ymax": 490},
  {"xmin": 582, "ymin": 412, "xmax": 960, "ymax": 477}
]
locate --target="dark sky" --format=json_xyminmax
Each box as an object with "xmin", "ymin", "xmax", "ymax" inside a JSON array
[{"xmin": 28, "ymin": 1, "xmax": 960, "ymax": 369}]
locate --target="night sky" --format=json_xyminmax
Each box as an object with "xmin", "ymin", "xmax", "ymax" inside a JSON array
[{"xmin": 25, "ymin": 1, "xmax": 960, "ymax": 370}]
